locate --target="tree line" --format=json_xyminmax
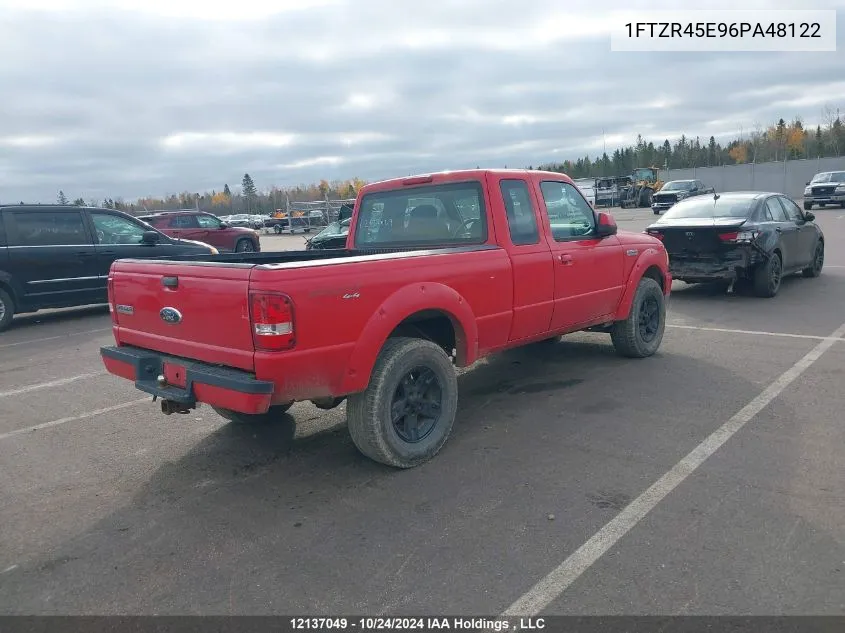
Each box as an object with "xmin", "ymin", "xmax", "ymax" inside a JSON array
[
  {"xmin": 53, "ymin": 106, "xmax": 844, "ymax": 211},
  {"xmin": 56, "ymin": 174, "xmax": 368, "ymax": 215},
  {"xmin": 537, "ymin": 106, "xmax": 844, "ymax": 180}
]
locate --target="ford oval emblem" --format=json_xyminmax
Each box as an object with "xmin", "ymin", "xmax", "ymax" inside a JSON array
[{"xmin": 159, "ymin": 307, "xmax": 183, "ymax": 324}]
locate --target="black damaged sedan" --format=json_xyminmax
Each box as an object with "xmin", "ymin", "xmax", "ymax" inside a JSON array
[{"xmin": 645, "ymin": 191, "xmax": 824, "ymax": 298}]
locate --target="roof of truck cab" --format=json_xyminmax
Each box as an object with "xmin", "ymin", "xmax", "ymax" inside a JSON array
[{"xmin": 360, "ymin": 168, "xmax": 574, "ymax": 193}]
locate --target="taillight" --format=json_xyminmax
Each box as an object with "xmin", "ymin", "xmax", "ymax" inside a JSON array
[
  {"xmin": 249, "ymin": 291, "xmax": 295, "ymax": 351},
  {"xmin": 646, "ymin": 230, "xmax": 664, "ymax": 241},
  {"xmin": 719, "ymin": 230, "xmax": 759, "ymax": 243},
  {"xmin": 108, "ymin": 276, "xmax": 118, "ymax": 324}
]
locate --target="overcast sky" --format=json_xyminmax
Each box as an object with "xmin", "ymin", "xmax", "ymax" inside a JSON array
[{"xmin": 1, "ymin": 0, "xmax": 844, "ymax": 203}]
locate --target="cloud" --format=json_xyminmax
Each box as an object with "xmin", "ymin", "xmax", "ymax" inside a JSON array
[{"xmin": 0, "ymin": 0, "xmax": 843, "ymax": 201}]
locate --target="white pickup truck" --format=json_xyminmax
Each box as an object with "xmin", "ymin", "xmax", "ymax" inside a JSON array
[{"xmin": 572, "ymin": 178, "xmax": 597, "ymax": 207}]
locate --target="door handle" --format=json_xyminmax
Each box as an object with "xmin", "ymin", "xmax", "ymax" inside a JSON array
[
  {"xmin": 775, "ymin": 227, "xmax": 782, "ymax": 233},
  {"xmin": 558, "ymin": 254, "xmax": 574, "ymax": 265},
  {"xmin": 75, "ymin": 251, "xmax": 96, "ymax": 257}
]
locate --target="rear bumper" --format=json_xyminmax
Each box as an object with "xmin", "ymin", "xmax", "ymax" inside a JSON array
[
  {"xmin": 668, "ymin": 247, "xmax": 761, "ymax": 282},
  {"xmin": 101, "ymin": 345, "xmax": 274, "ymax": 414}
]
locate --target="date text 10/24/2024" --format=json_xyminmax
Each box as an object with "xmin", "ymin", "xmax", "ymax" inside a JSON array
[{"xmin": 290, "ymin": 618, "xmax": 546, "ymax": 631}]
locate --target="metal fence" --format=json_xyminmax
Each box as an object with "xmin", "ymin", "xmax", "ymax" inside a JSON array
[{"xmin": 658, "ymin": 156, "xmax": 845, "ymax": 199}]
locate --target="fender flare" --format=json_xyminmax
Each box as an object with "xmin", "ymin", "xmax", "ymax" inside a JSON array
[
  {"xmin": 613, "ymin": 248, "xmax": 668, "ymax": 321},
  {"xmin": 339, "ymin": 282, "xmax": 479, "ymax": 394},
  {"xmin": 0, "ymin": 269, "xmax": 20, "ymax": 301}
]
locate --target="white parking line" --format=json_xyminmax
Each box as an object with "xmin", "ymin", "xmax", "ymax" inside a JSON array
[
  {"xmin": 502, "ymin": 320, "xmax": 845, "ymax": 617},
  {"xmin": 0, "ymin": 398, "xmax": 149, "ymax": 442},
  {"xmin": 0, "ymin": 327, "xmax": 111, "ymax": 349},
  {"xmin": 0, "ymin": 372, "xmax": 106, "ymax": 399},
  {"xmin": 667, "ymin": 324, "xmax": 845, "ymax": 342}
]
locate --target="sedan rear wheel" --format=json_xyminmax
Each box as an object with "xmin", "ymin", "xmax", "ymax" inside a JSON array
[{"xmin": 753, "ymin": 251, "xmax": 782, "ymax": 298}]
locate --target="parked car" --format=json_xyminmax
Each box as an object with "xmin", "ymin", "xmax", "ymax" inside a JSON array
[
  {"xmin": 305, "ymin": 217, "xmax": 350, "ymax": 250},
  {"xmin": 803, "ymin": 171, "xmax": 845, "ymax": 210},
  {"xmin": 248, "ymin": 215, "xmax": 267, "ymax": 229},
  {"xmin": 645, "ymin": 191, "xmax": 824, "ymax": 298},
  {"xmin": 572, "ymin": 178, "xmax": 596, "ymax": 207},
  {"xmin": 651, "ymin": 179, "xmax": 715, "ymax": 215},
  {"xmin": 222, "ymin": 214, "xmax": 254, "ymax": 228},
  {"xmin": 138, "ymin": 210, "xmax": 261, "ymax": 252},
  {"xmin": 100, "ymin": 168, "xmax": 671, "ymax": 468},
  {"xmin": 0, "ymin": 205, "xmax": 218, "ymax": 331}
]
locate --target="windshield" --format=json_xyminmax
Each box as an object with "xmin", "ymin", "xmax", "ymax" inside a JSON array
[
  {"xmin": 660, "ymin": 195, "xmax": 754, "ymax": 219},
  {"xmin": 354, "ymin": 181, "xmax": 486, "ymax": 248},
  {"xmin": 811, "ymin": 172, "xmax": 845, "ymax": 183},
  {"xmin": 315, "ymin": 218, "xmax": 350, "ymax": 238},
  {"xmin": 662, "ymin": 181, "xmax": 694, "ymax": 191}
]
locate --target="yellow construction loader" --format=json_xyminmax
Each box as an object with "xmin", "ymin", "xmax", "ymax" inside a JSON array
[{"xmin": 618, "ymin": 167, "xmax": 664, "ymax": 208}]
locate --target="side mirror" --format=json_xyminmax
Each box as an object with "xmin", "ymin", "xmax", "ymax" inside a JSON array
[
  {"xmin": 806, "ymin": 181, "xmax": 810, "ymax": 186},
  {"xmin": 804, "ymin": 212, "xmax": 815, "ymax": 222},
  {"xmin": 219, "ymin": 222, "xmax": 229, "ymax": 228},
  {"xmin": 595, "ymin": 211, "xmax": 617, "ymax": 237},
  {"xmin": 141, "ymin": 230, "xmax": 161, "ymax": 244}
]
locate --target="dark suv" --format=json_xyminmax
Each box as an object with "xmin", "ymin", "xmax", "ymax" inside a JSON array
[
  {"xmin": 139, "ymin": 210, "xmax": 261, "ymax": 252},
  {"xmin": 0, "ymin": 205, "xmax": 217, "ymax": 331}
]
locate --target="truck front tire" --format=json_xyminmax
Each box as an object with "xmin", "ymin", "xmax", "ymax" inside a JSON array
[
  {"xmin": 610, "ymin": 277, "xmax": 665, "ymax": 358},
  {"xmin": 347, "ymin": 336, "xmax": 458, "ymax": 468},
  {"xmin": 212, "ymin": 401, "xmax": 294, "ymax": 424}
]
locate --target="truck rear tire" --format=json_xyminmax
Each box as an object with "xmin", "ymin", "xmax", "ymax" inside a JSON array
[
  {"xmin": 347, "ymin": 336, "xmax": 458, "ymax": 468},
  {"xmin": 610, "ymin": 277, "xmax": 665, "ymax": 358},
  {"xmin": 212, "ymin": 401, "xmax": 294, "ymax": 424},
  {"xmin": 0, "ymin": 288, "xmax": 14, "ymax": 332}
]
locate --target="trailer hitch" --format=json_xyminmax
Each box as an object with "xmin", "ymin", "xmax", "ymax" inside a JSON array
[{"xmin": 161, "ymin": 399, "xmax": 193, "ymax": 415}]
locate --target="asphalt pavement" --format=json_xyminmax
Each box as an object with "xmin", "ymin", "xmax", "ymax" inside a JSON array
[{"xmin": 1, "ymin": 206, "xmax": 844, "ymax": 615}]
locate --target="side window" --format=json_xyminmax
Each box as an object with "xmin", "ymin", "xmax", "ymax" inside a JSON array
[
  {"xmin": 777, "ymin": 196, "xmax": 804, "ymax": 222},
  {"xmin": 91, "ymin": 213, "xmax": 148, "ymax": 245},
  {"xmin": 539, "ymin": 181, "xmax": 596, "ymax": 240},
  {"xmin": 0, "ymin": 212, "xmax": 6, "ymax": 246},
  {"xmin": 196, "ymin": 214, "xmax": 221, "ymax": 229},
  {"xmin": 499, "ymin": 179, "xmax": 539, "ymax": 245},
  {"xmin": 9, "ymin": 211, "xmax": 90, "ymax": 246},
  {"xmin": 763, "ymin": 198, "xmax": 785, "ymax": 222},
  {"xmin": 169, "ymin": 215, "xmax": 198, "ymax": 229}
]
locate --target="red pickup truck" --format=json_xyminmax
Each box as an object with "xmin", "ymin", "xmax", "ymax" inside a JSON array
[{"xmin": 100, "ymin": 169, "xmax": 671, "ymax": 468}]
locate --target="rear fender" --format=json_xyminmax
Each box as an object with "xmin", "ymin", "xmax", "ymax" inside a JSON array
[
  {"xmin": 613, "ymin": 247, "xmax": 671, "ymax": 321},
  {"xmin": 339, "ymin": 282, "xmax": 478, "ymax": 394}
]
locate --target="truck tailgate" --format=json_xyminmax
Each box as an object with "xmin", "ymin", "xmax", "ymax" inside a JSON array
[{"xmin": 109, "ymin": 260, "xmax": 256, "ymax": 371}]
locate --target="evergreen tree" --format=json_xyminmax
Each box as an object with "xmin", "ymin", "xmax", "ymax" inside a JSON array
[
  {"xmin": 241, "ymin": 174, "xmax": 257, "ymax": 212},
  {"xmin": 57, "ymin": 190, "xmax": 68, "ymax": 205}
]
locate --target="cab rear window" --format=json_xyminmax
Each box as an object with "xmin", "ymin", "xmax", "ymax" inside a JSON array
[{"xmin": 354, "ymin": 181, "xmax": 486, "ymax": 248}]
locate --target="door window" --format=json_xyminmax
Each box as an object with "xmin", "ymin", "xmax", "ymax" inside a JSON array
[
  {"xmin": 777, "ymin": 196, "xmax": 805, "ymax": 222},
  {"xmin": 169, "ymin": 215, "xmax": 199, "ymax": 228},
  {"xmin": 764, "ymin": 198, "xmax": 788, "ymax": 222},
  {"xmin": 9, "ymin": 211, "xmax": 90, "ymax": 246},
  {"xmin": 91, "ymin": 213, "xmax": 149, "ymax": 244},
  {"xmin": 500, "ymin": 179, "xmax": 539, "ymax": 245},
  {"xmin": 539, "ymin": 181, "xmax": 596, "ymax": 240},
  {"xmin": 196, "ymin": 214, "xmax": 222, "ymax": 229}
]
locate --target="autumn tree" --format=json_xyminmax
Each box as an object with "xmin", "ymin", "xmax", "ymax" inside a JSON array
[{"xmin": 728, "ymin": 143, "xmax": 748, "ymax": 164}]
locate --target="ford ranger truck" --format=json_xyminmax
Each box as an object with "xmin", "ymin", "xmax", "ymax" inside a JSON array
[{"xmin": 100, "ymin": 169, "xmax": 671, "ymax": 468}]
